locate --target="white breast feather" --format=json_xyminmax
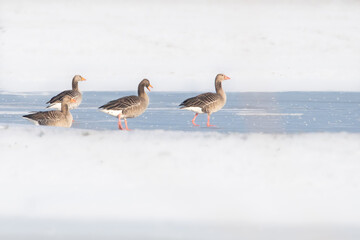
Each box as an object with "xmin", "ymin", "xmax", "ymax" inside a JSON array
[
  {"xmin": 100, "ymin": 109, "xmax": 123, "ymax": 117},
  {"xmin": 47, "ymin": 103, "xmax": 62, "ymax": 110},
  {"xmin": 48, "ymin": 102, "xmax": 80, "ymax": 110},
  {"xmin": 182, "ymin": 107, "xmax": 203, "ymax": 114}
]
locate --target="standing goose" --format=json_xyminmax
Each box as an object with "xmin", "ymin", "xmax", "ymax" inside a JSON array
[
  {"xmin": 180, "ymin": 73, "xmax": 230, "ymax": 127},
  {"xmin": 46, "ymin": 75, "xmax": 86, "ymax": 109},
  {"xmin": 23, "ymin": 96, "xmax": 76, "ymax": 128},
  {"xmin": 99, "ymin": 79, "xmax": 153, "ymax": 130}
]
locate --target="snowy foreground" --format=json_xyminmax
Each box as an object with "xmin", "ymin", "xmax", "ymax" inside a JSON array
[{"xmin": 1, "ymin": 124, "xmax": 360, "ymax": 239}]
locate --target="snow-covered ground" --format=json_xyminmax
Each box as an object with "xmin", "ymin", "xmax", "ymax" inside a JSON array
[
  {"xmin": 1, "ymin": 124, "xmax": 360, "ymax": 239},
  {"xmin": 0, "ymin": 0, "xmax": 360, "ymax": 92}
]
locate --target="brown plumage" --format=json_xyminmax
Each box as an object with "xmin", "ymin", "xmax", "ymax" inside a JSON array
[
  {"xmin": 99, "ymin": 79, "xmax": 153, "ymax": 130},
  {"xmin": 179, "ymin": 73, "xmax": 230, "ymax": 127},
  {"xmin": 46, "ymin": 75, "xmax": 86, "ymax": 109},
  {"xmin": 23, "ymin": 96, "xmax": 76, "ymax": 127}
]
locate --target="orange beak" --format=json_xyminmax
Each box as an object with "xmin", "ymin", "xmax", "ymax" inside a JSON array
[
  {"xmin": 81, "ymin": 77, "xmax": 86, "ymax": 81},
  {"xmin": 147, "ymin": 84, "xmax": 153, "ymax": 91},
  {"xmin": 224, "ymin": 75, "xmax": 230, "ymax": 80},
  {"xmin": 70, "ymin": 98, "xmax": 77, "ymax": 103}
]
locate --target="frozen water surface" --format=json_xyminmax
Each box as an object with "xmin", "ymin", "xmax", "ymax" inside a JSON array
[{"xmin": 1, "ymin": 91, "xmax": 359, "ymax": 133}]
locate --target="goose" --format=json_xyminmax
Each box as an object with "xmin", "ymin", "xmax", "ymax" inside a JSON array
[
  {"xmin": 46, "ymin": 75, "xmax": 86, "ymax": 109},
  {"xmin": 179, "ymin": 73, "xmax": 230, "ymax": 127},
  {"xmin": 23, "ymin": 96, "xmax": 76, "ymax": 127},
  {"xmin": 99, "ymin": 79, "xmax": 153, "ymax": 130}
]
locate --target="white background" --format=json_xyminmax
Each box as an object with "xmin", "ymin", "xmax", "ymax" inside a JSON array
[{"xmin": 1, "ymin": 0, "xmax": 359, "ymax": 92}]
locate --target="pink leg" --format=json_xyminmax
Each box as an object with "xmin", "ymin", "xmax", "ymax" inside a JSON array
[
  {"xmin": 192, "ymin": 113, "xmax": 199, "ymax": 126},
  {"xmin": 207, "ymin": 114, "xmax": 216, "ymax": 127},
  {"xmin": 118, "ymin": 114, "xmax": 124, "ymax": 130},
  {"xmin": 124, "ymin": 118, "xmax": 131, "ymax": 131}
]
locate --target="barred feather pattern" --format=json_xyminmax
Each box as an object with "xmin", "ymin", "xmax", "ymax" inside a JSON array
[
  {"xmin": 23, "ymin": 109, "xmax": 73, "ymax": 127},
  {"xmin": 99, "ymin": 95, "xmax": 147, "ymax": 118},
  {"xmin": 46, "ymin": 90, "xmax": 82, "ymax": 109},
  {"xmin": 180, "ymin": 92, "xmax": 224, "ymax": 114}
]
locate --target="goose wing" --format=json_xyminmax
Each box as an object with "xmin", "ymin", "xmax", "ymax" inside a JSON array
[
  {"xmin": 180, "ymin": 92, "xmax": 220, "ymax": 109},
  {"xmin": 23, "ymin": 110, "xmax": 64, "ymax": 124},
  {"xmin": 99, "ymin": 95, "xmax": 141, "ymax": 110},
  {"xmin": 47, "ymin": 90, "xmax": 79, "ymax": 104}
]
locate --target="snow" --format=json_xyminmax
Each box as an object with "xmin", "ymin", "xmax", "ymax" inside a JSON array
[
  {"xmin": 1, "ymin": 0, "xmax": 360, "ymax": 92},
  {"xmin": 1, "ymin": 124, "xmax": 360, "ymax": 239}
]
